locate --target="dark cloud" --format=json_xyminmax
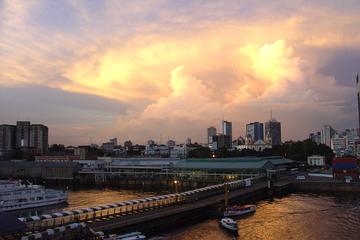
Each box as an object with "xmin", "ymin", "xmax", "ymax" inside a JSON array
[
  {"xmin": 0, "ymin": 85, "xmax": 127, "ymax": 128},
  {"xmin": 319, "ymin": 48, "xmax": 360, "ymax": 88}
]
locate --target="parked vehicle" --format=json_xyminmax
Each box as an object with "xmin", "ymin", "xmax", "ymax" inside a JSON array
[{"xmin": 296, "ymin": 175, "xmax": 306, "ymax": 180}]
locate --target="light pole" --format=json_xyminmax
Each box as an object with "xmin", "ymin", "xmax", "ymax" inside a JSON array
[{"xmin": 174, "ymin": 180, "xmax": 179, "ymax": 193}]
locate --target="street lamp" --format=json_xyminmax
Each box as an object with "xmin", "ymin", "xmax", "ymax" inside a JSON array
[{"xmin": 174, "ymin": 180, "xmax": 179, "ymax": 193}]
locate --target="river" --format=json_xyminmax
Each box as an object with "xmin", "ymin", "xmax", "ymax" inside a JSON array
[{"xmin": 16, "ymin": 188, "xmax": 360, "ymax": 240}]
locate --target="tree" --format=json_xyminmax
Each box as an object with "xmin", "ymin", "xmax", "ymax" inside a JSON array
[{"xmin": 188, "ymin": 147, "xmax": 211, "ymax": 158}]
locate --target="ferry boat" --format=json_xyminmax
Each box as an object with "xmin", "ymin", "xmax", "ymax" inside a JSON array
[
  {"xmin": 0, "ymin": 179, "xmax": 67, "ymax": 211},
  {"xmin": 223, "ymin": 204, "xmax": 256, "ymax": 217},
  {"xmin": 219, "ymin": 217, "xmax": 239, "ymax": 233}
]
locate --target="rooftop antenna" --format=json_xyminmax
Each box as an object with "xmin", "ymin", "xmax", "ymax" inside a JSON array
[{"xmin": 270, "ymin": 109, "xmax": 273, "ymax": 120}]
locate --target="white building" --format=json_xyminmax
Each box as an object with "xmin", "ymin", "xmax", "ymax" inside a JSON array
[
  {"xmin": 307, "ymin": 155, "xmax": 325, "ymax": 167},
  {"xmin": 330, "ymin": 128, "xmax": 360, "ymax": 156},
  {"xmin": 170, "ymin": 144, "xmax": 188, "ymax": 158},
  {"xmin": 74, "ymin": 159, "xmax": 105, "ymax": 172},
  {"xmin": 235, "ymin": 139, "xmax": 272, "ymax": 152},
  {"xmin": 99, "ymin": 157, "xmax": 181, "ymax": 172}
]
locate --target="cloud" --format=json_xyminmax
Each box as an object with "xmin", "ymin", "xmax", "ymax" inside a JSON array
[
  {"xmin": 0, "ymin": 85, "xmax": 128, "ymax": 145},
  {"xmin": 1, "ymin": 0, "xmax": 359, "ymax": 144}
]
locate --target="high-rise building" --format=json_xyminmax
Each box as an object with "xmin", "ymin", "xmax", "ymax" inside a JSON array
[
  {"xmin": 16, "ymin": 121, "xmax": 31, "ymax": 148},
  {"xmin": 207, "ymin": 126, "xmax": 217, "ymax": 144},
  {"xmin": 30, "ymin": 124, "xmax": 49, "ymax": 154},
  {"xmin": 246, "ymin": 122, "xmax": 264, "ymax": 142},
  {"xmin": 357, "ymin": 74, "xmax": 360, "ymax": 129},
  {"xmin": 222, "ymin": 120, "xmax": 232, "ymax": 136},
  {"xmin": 221, "ymin": 120, "xmax": 232, "ymax": 148},
  {"xmin": 0, "ymin": 125, "xmax": 16, "ymax": 156},
  {"xmin": 217, "ymin": 134, "xmax": 232, "ymax": 149},
  {"xmin": 265, "ymin": 119, "xmax": 282, "ymax": 146},
  {"xmin": 321, "ymin": 124, "xmax": 336, "ymax": 147},
  {"xmin": 331, "ymin": 133, "xmax": 346, "ymax": 156}
]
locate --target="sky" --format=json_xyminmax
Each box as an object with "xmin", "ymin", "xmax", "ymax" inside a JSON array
[{"xmin": 1, "ymin": 0, "xmax": 360, "ymax": 145}]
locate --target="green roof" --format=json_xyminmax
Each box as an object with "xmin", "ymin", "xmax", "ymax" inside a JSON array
[
  {"xmin": 173, "ymin": 159, "xmax": 273, "ymax": 170},
  {"xmin": 172, "ymin": 156, "xmax": 293, "ymax": 170}
]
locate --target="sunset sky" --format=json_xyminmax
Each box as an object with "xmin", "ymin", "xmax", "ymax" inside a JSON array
[{"xmin": 1, "ymin": 0, "xmax": 360, "ymax": 145}]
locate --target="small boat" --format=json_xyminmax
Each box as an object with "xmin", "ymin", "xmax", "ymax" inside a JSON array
[
  {"xmin": 100, "ymin": 231, "xmax": 146, "ymax": 240},
  {"xmin": 219, "ymin": 217, "xmax": 238, "ymax": 233},
  {"xmin": 223, "ymin": 204, "xmax": 256, "ymax": 217}
]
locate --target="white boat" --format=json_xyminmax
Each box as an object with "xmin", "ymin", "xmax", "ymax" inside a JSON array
[
  {"xmin": 219, "ymin": 217, "xmax": 238, "ymax": 233},
  {"xmin": 224, "ymin": 204, "xmax": 256, "ymax": 217},
  {"xmin": 99, "ymin": 231, "xmax": 146, "ymax": 240},
  {"xmin": 0, "ymin": 179, "xmax": 67, "ymax": 211}
]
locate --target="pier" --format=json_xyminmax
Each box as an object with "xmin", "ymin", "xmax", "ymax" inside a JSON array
[{"xmin": 19, "ymin": 177, "xmax": 267, "ymax": 239}]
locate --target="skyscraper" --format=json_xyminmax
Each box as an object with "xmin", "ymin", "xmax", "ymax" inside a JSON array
[
  {"xmin": 357, "ymin": 73, "xmax": 360, "ymax": 129},
  {"xmin": 265, "ymin": 119, "xmax": 281, "ymax": 146},
  {"xmin": 30, "ymin": 124, "xmax": 49, "ymax": 154},
  {"xmin": 16, "ymin": 121, "xmax": 31, "ymax": 148},
  {"xmin": 207, "ymin": 126, "xmax": 217, "ymax": 144},
  {"xmin": 221, "ymin": 120, "xmax": 232, "ymax": 148},
  {"xmin": 222, "ymin": 120, "xmax": 232, "ymax": 136},
  {"xmin": 246, "ymin": 122, "xmax": 264, "ymax": 142}
]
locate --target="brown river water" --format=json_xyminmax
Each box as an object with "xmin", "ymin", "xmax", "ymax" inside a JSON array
[{"xmin": 14, "ymin": 188, "xmax": 360, "ymax": 240}]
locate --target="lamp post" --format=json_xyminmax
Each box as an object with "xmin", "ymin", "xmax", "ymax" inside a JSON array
[{"xmin": 174, "ymin": 180, "xmax": 179, "ymax": 193}]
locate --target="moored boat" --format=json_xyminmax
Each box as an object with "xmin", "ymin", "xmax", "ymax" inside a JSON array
[
  {"xmin": 224, "ymin": 204, "xmax": 256, "ymax": 217},
  {"xmin": 0, "ymin": 179, "xmax": 67, "ymax": 211},
  {"xmin": 219, "ymin": 217, "xmax": 239, "ymax": 233}
]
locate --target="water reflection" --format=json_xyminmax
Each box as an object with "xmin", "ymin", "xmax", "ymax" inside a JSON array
[
  {"xmin": 12, "ymin": 189, "xmax": 360, "ymax": 240},
  {"xmin": 14, "ymin": 188, "xmax": 154, "ymax": 217},
  {"xmin": 157, "ymin": 193, "xmax": 360, "ymax": 240}
]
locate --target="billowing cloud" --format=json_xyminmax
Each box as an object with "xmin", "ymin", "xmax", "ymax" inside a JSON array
[{"xmin": 0, "ymin": 0, "xmax": 359, "ymax": 144}]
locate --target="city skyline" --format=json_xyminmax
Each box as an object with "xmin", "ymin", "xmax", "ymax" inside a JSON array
[{"xmin": 1, "ymin": 1, "xmax": 360, "ymax": 145}]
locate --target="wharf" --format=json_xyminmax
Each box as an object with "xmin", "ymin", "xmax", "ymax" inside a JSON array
[{"xmin": 89, "ymin": 181, "xmax": 268, "ymax": 232}]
